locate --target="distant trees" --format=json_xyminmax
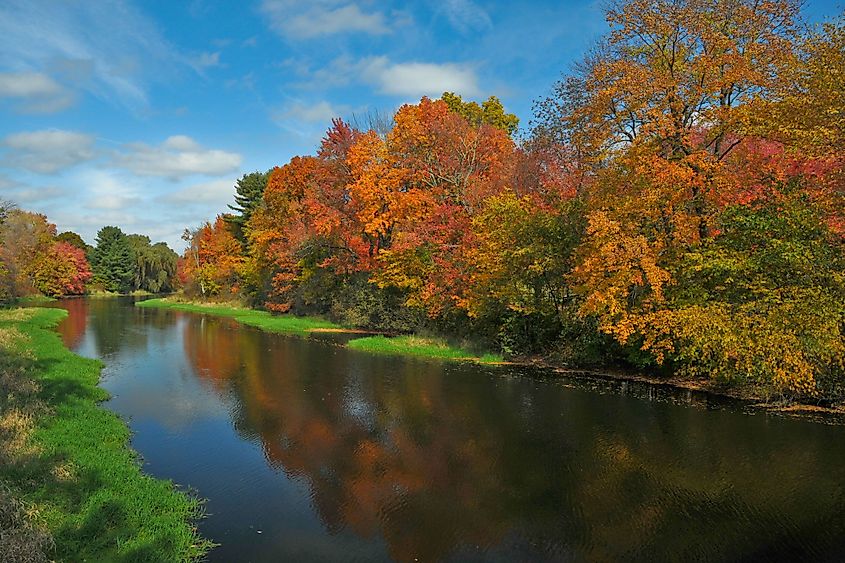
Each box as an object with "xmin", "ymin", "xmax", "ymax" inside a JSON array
[
  {"xmin": 90, "ymin": 227, "xmax": 180, "ymax": 294},
  {"xmin": 91, "ymin": 226, "xmax": 135, "ymax": 293},
  {"xmin": 127, "ymin": 235, "xmax": 179, "ymax": 293},
  {"xmin": 0, "ymin": 210, "xmax": 93, "ymax": 301}
]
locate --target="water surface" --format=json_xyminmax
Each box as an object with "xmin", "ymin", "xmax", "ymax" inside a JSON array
[{"xmin": 56, "ymin": 297, "xmax": 845, "ymax": 562}]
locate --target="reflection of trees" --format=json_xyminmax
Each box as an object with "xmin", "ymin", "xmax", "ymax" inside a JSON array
[
  {"xmin": 85, "ymin": 297, "xmax": 153, "ymax": 357},
  {"xmin": 57, "ymin": 297, "xmax": 88, "ymax": 349},
  {"xmin": 183, "ymin": 318, "xmax": 845, "ymax": 561}
]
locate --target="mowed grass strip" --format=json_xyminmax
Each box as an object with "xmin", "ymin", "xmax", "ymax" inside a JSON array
[
  {"xmin": 137, "ymin": 298, "xmax": 341, "ymax": 334},
  {"xmin": 0, "ymin": 307, "xmax": 212, "ymax": 562},
  {"xmin": 138, "ymin": 298, "xmax": 504, "ymax": 364},
  {"xmin": 347, "ymin": 335, "xmax": 503, "ymax": 363}
]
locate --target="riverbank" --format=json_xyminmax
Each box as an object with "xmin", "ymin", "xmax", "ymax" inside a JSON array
[
  {"xmin": 137, "ymin": 297, "xmax": 503, "ymax": 363},
  {"xmin": 0, "ymin": 307, "xmax": 212, "ymax": 562},
  {"xmin": 137, "ymin": 297, "xmax": 342, "ymax": 334},
  {"xmin": 136, "ymin": 298, "xmax": 845, "ymax": 416}
]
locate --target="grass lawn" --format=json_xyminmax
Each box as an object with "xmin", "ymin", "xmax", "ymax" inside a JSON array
[
  {"xmin": 137, "ymin": 297, "xmax": 342, "ymax": 334},
  {"xmin": 346, "ymin": 335, "xmax": 503, "ymax": 363},
  {"xmin": 138, "ymin": 298, "xmax": 504, "ymax": 364},
  {"xmin": 0, "ymin": 307, "xmax": 212, "ymax": 562}
]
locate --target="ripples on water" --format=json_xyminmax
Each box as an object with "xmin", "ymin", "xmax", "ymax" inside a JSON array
[{"xmin": 55, "ymin": 297, "xmax": 845, "ymax": 562}]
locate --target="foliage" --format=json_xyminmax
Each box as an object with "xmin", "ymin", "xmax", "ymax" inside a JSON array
[
  {"xmin": 55, "ymin": 231, "xmax": 88, "ymax": 252},
  {"xmin": 127, "ymin": 235, "xmax": 179, "ymax": 293},
  {"xmin": 91, "ymin": 226, "xmax": 135, "ymax": 293},
  {"xmin": 180, "ymin": 217, "xmax": 244, "ymax": 297},
  {"xmin": 173, "ymin": 2, "xmax": 845, "ymax": 401},
  {"xmin": 26, "ymin": 242, "xmax": 92, "ymax": 297},
  {"xmin": 441, "ymin": 92, "xmax": 520, "ymax": 136},
  {"xmin": 226, "ymin": 170, "xmax": 271, "ymax": 243}
]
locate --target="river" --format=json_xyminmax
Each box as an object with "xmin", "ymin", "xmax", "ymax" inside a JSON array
[{"xmin": 54, "ymin": 297, "xmax": 845, "ymax": 562}]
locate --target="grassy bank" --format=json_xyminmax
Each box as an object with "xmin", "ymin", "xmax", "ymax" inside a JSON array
[
  {"xmin": 0, "ymin": 307, "xmax": 211, "ymax": 562},
  {"xmin": 137, "ymin": 297, "xmax": 342, "ymax": 334},
  {"xmin": 137, "ymin": 298, "xmax": 502, "ymax": 364},
  {"xmin": 347, "ymin": 335, "xmax": 503, "ymax": 363}
]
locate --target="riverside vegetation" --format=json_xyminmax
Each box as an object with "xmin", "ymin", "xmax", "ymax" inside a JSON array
[
  {"xmin": 0, "ymin": 307, "xmax": 211, "ymax": 562},
  {"xmin": 177, "ymin": 2, "xmax": 845, "ymax": 405},
  {"xmin": 0, "ymin": 0, "xmax": 843, "ymax": 559}
]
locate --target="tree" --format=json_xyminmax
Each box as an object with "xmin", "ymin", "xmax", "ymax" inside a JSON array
[
  {"xmin": 0, "ymin": 210, "xmax": 56, "ymax": 298},
  {"xmin": 180, "ymin": 217, "xmax": 244, "ymax": 297},
  {"xmin": 56, "ymin": 231, "xmax": 89, "ymax": 252},
  {"xmin": 91, "ymin": 226, "xmax": 135, "ymax": 293},
  {"xmin": 127, "ymin": 235, "xmax": 179, "ymax": 293},
  {"xmin": 227, "ymin": 170, "xmax": 271, "ymax": 243},
  {"xmin": 28, "ymin": 241, "xmax": 92, "ymax": 297},
  {"xmin": 441, "ymin": 92, "xmax": 520, "ymax": 136}
]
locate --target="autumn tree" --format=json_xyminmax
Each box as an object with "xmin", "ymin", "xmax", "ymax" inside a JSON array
[
  {"xmin": 28, "ymin": 241, "xmax": 92, "ymax": 297},
  {"xmin": 181, "ymin": 217, "xmax": 244, "ymax": 297},
  {"xmin": 544, "ymin": 0, "xmax": 844, "ymax": 395}
]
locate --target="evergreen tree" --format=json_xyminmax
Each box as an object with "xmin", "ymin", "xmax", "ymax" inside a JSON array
[
  {"xmin": 92, "ymin": 226, "xmax": 135, "ymax": 293},
  {"xmin": 227, "ymin": 170, "xmax": 271, "ymax": 243}
]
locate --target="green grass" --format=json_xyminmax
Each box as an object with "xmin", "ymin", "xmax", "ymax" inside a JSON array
[
  {"xmin": 14, "ymin": 294, "xmax": 57, "ymax": 306},
  {"xmin": 347, "ymin": 335, "xmax": 504, "ymax": 363},
  {"xmin": 0, "ymin": 307, "xmax": 212, "ymax": 562},
  {"xmin": 137, "ymin": 298, "xmax": 504, "ymax": 364},
  {"xmin": 137, "ymin": 297, "xmax": 342, "ymax": 334}
]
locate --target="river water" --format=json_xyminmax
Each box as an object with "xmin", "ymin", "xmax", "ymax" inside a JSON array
[{"xmin": 54, "ymin": 297, "xmax": 845, "ymax": 562}]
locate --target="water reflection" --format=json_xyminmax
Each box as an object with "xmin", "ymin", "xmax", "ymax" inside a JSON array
[{"xmin": 58, "ymin": 299, "xmax": 845, "ymax": 562}]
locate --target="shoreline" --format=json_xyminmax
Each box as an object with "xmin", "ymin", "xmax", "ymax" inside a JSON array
[
  {"xmin": 0, "ymin": 307, "xmax": 212, "ymax": 561},
  {"xmin": 136, "ymin": 297, "xmax": 845, "ymax": 417}
]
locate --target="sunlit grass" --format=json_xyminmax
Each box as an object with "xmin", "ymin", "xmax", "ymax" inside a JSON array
[
  {"xmin": 137, "ymin": 297, "xmax": 342, "ymax": 334},
  {"xmin": 347, "ymin": 335, "xmax": 503, "ymax": 363},
  {"xmin": 138, "ymin": 298, "xmax": 505, "ymax": 364},
  {"xmin": 0, "ymin": 307, "xmax": 212, "ymax": 561}
]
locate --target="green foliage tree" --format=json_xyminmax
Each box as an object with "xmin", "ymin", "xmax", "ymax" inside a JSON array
[
  {"xmin": 56, "ymin": 230, "xmax": 89, "ymax": 252},
  {"xmin": 441, "ymin": 92, "xmax": 519, "ymax": 135},
  {"xmin": 92, "ymin": 226, "xmax": 135, "ymax": 293},
  {"xmin": 127, "ymin": 235, "xmax": 179, "ymax": 293}
]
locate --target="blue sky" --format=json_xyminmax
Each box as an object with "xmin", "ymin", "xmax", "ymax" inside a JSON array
[{"xmin": 0, "ymin": 0, "xmax": 842, "ymax": 249}]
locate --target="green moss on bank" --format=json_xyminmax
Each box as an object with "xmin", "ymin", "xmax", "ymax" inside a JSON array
[
  {"xmin": 0, "ymin": 307, "xmax": 212, "ymax": 562},
  {"xmin": 137, "ymin": 297, "xmax": 342, "ymax": 334},
  {"xmin": 347, "ymin": 335, "xmax": 503, "ymax": 363}
]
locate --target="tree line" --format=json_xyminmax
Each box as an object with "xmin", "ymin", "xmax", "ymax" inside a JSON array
[
  {"xmin": 0, "ymin": 207, "xmax": 179, "ymax": 302},
  {"xmin": 181, "ymin": 0, "xmax": 844, "ymax": 400}
]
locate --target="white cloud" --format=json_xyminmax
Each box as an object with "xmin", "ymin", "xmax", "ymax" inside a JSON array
[
  {"xmin": 277, "ymin": 100, "xmax": 340, "ymax": 124},
  {"xmin": 260, "ymin": 0, "xmax": 390, "ymax": 38},
  {"xmin": 0, "ymin": 0, "xmax": 193, "ymax": 111},
  {"xmin": 114, "ymin": 135, "xmax": 242, "ymax": 180},
  {"xmin": 1, "ymin": 130, "xmax": 96, "ymax": 174},
  {"xmin": 162, "ymin": 178, "xmax": 234, "ymax": 205},
  {"xmin": 192, "ymin": 51, "xmax": 221, "ymax": 70},
  {"xmin": 439, "ymin": 0, "xmax": 492, "ymax": 33},
  {"xmin": 360, "ymin": 57, "xmax": 481, "ymax": 98},
  {"xmin": 0, "ymin": 71, "xmax": 74, "ymax": 113},
  {"xmin": 293, "ymin": 56, "xmax": 482, "ymax": 99},
  {"xmin": 0, "ymin": 71, "xmax": 60, "ymax": 97},
  {"xmin": 78, "ymin": 170, "xmax": 142, "ymax": 210}
]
